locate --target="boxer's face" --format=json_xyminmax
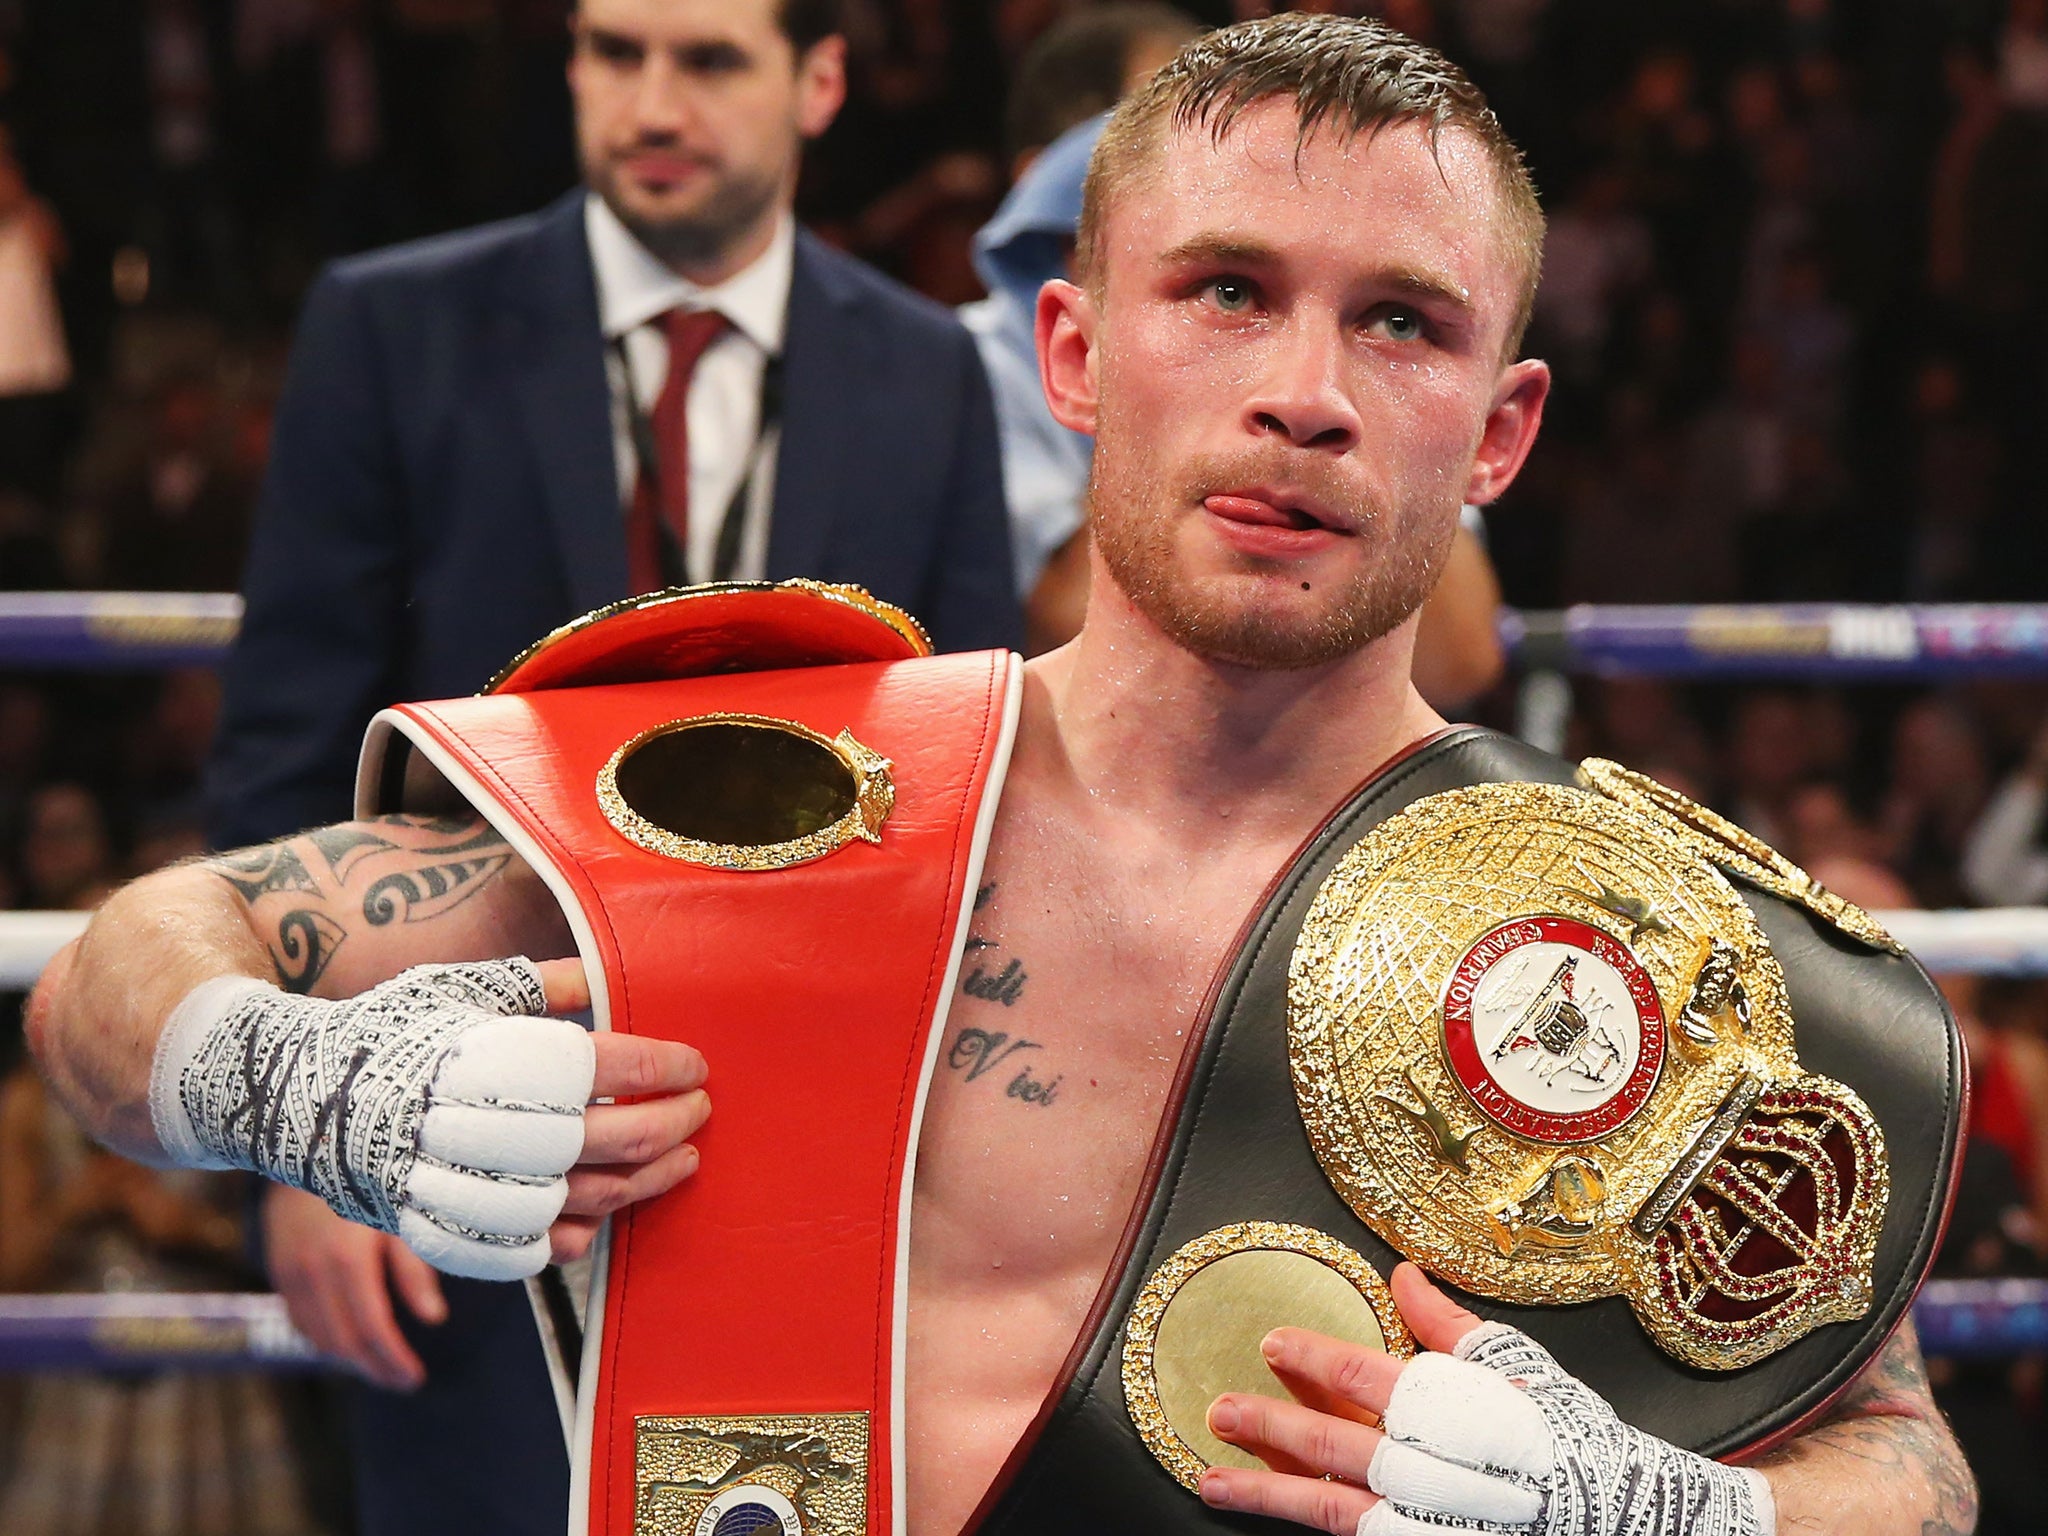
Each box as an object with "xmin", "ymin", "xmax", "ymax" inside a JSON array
[
  {"xmin": 570, "ymin": 0, "xmax": 844, "ymax": 279},
  {"xmin": 1042, "ymin": 101, "xmax": 1547, "ymax": 671}
]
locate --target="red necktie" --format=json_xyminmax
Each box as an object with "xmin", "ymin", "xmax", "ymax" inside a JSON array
[{"xmin": 626, "ymin": 307, "xmax": 730, "ymax": 595}]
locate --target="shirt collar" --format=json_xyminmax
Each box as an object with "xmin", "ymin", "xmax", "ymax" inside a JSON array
[{"xmin": 584, "ymin": 192, "xmax": 794, "ymax": 355}]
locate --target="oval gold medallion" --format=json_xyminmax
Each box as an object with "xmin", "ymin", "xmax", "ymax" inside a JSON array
[
  {"xmin": 598, "ymin": 713, "xmax": 894, "ymax": 871},
  {"xmin": 1122, "ymin": 1222, "xmax": 1412, "ymax": 1492}
]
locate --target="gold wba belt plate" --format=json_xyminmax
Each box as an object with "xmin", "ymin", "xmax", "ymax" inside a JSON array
[{"xmin": 1287, "ymin": 781, "xmax": 1889, "ymax": 1371}]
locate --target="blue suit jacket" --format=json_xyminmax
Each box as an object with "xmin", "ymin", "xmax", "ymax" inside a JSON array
[
  {"xmin": 202, "ymin": 195, "xmax": 1018, "ymax": 1534},
  {"xmin": 207, "ymin": 192, "xmax": 1019, "ymax": 849}
]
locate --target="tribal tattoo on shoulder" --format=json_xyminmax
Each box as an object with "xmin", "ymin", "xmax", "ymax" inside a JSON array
[{"xmin": 204, "ymin": 817, "xmax": 514, "ymax": 994}]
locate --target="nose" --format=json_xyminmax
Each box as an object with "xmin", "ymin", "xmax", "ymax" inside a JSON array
[
  {"xmin": 631, "ymin": 50, "xmax": 699, "ymax": 138},
  {"xmin": 1241, "ymin": 321, "xmax": 1362, "ymax": 453}
]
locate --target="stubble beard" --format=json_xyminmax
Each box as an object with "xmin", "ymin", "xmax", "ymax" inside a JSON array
[
  {"xmin": 1089, "ymin": 423, "xmax": 1456, "ymax": 672},
  {"xmin": 592, "ymin": 148, "xmax": 787, "ymax": 273}
]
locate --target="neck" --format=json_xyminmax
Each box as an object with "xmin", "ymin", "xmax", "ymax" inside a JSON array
[{"xmin": 1024, "ymin": 569, "xmax": 1447, "ymax": 850}]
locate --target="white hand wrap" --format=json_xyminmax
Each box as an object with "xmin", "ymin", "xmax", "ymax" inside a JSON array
[
  {"xmin": 147, "ymin": 960, "xmax": 594, "ymax": 1281},
  {"xmin": 1359, "ymin": 1324, "xmax": 1775, "ymax": 1536}
]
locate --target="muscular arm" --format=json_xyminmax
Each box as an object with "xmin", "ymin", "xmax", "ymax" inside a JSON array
[
  {"xmin": 1754, "ymin": 1320, "xmax": 1978, "ymax": 1536},
  {"xmin": 27, "ymin": 814, "xmax": 572, "ymax": 1163}
]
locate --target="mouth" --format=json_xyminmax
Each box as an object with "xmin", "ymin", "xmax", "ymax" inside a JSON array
[
  {"xmin": 617, "ymin": 150, "xmax": 717, "ymax": 190},
  {"xmin": 1201, "ymin": 489, "xmax": 1353, "ymax": 536}
]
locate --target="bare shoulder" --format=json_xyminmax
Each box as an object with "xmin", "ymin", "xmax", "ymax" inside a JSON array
[{"xmin": 201, "ymin": 814, "xmax": 570, "ymax": 997}]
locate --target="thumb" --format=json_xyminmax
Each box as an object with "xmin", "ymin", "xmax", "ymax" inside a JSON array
[
  {"xmin": 1390, "ymin": 1262, "xmax": 1487, "ymax": 1354},
  {"xmin": 387, "ymin": 1237, "xmax": 449, "ymax": 1326}
]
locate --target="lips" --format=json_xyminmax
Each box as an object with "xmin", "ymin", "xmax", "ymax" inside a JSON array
[
  {"xmin": 1202, "ymin": 491, "xmax": 1350, "ymax": 535},
  {"xmin": 619, "ymin": 152, "xmax": 714, "ymax": 187}
]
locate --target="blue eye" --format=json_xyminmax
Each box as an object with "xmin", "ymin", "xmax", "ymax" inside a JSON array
[
  {"xmin": 1208, "ymin": 279, "xmax": 1256, "ymax": 313},
  {"xmin": 1373, "ymin": 308, "xmax": 1426, "ymax": 342}
]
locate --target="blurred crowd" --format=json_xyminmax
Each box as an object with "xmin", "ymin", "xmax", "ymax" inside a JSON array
[{"xmin": 1, "ymin": 0, "xmax": 2047, "ymax": 1531}]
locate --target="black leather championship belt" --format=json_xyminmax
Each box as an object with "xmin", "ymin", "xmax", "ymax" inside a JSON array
[{"xmin": 979, "ymin": 727, "xmax": 1962, "ymax": 1534}]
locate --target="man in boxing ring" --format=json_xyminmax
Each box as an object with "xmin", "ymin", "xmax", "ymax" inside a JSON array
[{"xmin": 26, "ymin": 16, "xmax": 1974, "ymax": 1536}]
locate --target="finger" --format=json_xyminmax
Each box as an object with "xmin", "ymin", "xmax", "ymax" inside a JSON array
[
  {"xmin": 1389, "ymin": 1262, "xmax": 1488, "ymax": 1355},
  {"xmin": 272, "ymin": 1230, "xmax": 374, "ymax": 1380},
  {"xmin": 590, "ymin": 1032, "xmax": 708, "ymax": 1101},
  {"xmin": 550, "ymin": 1212, "xmax": 602, "ymax": 1265},
  {"xmin": 1379, "ymin": 1352, "xmax": 1550, "ymax": 1482},
  {"xmin": 396, "ymin": 1209, "xmax": 550, "ymax": 1281},
  {"xmin": 1207, "ymin": 1392, "xmax": 1383, "ymax": 1485},
  {"xmin": 420, "ymin": 1098, "xmax": 584, "ymax": 1176},
  {"xmin": 434, "ymin": 1016, "xmax": 595, "ymax": 1110},
  {"xmin": 1365, "ymin": 1439, "xmax": 1542, "ymax": 1525},
  {"xmin": 1356, "ymin": 1505, "xmax": 1487, "ymax": 1536},
  {"xmin": 274, "ymin": 1264, "xmax": 347, "ymax": 1364},
  {"xmin": 536, "ymin": 956, "xmax": 591, "ymax": 1016},
  {"xmin": 386, "ymin": 1239, "xmax": 448, "ymax": 1327},
  {"xmin": 1262, "ymin": 1327, "xmax": 1405, "ymax": 1419},
  {"xmin": 1198, "ymin": 1464, "xmax": 1377, "ymax": 1535},
  {"xmin": 332, "ymin": 1239, "xmax": 426, "ymax": 1391},
  {"xmin": 578, "ymin": 1090, "xmax": 711, "ymax": 1167},
  {"xmin": 406, "ymin": 1160, "xmax": 568, "ymax": 1239},
  {"xmin": 562, "ymin": 1139, "xmax": 702, "ymax": 1218}
]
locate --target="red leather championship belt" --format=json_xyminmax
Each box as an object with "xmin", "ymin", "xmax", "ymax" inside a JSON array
[{"xmin": 355, "ymin": 582, "xmax": 1022, "ymax": 1536}]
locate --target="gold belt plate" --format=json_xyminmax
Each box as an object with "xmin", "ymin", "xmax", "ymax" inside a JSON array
[
  {"xmin": 1122, "ymin": 1223, "xmax": 1414, "ymax": 1491},
  {"xmin": 633, "ymin": 1412, "xmax": 868, "ymax": 1536},
  {"xmin": 1287, "ymin": 781, "xmax": 1887, "ymax": 1371}
]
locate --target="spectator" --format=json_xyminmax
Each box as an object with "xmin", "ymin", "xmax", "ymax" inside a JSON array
[
  {"xmin": 95, "ymin": 373, "xmax": 250, "ymax": 594},
  {"xmin": 0, "ymin": 128, "xmax": 72, "ymax": 504},
  {"xmin": 139, "ymin": 0, "xmax": 239, "ymax": 311},
  {"xmin": 1881, "ymin": 695, "xmax": 1992, "ymax": 907},
  {"xmin": 1961, "ymin": 714, "xmax": 2048, "ymax": 909},
  {"xmin": 1902, "ymin": 356, "xmax": 2000, "ymax": 600},
  {"xmin": 15, "ymin": 782, "xmax": 117, "ymax": 913},
  {"xmin": 1529, "ymin": 165, "xmax": 1653, "ymax": 386},
  {"xmin": 960, "ymin": 4, "xmax": 1203, "ymax": 649},
  {"xmin": 0, "ymin": 1058, "xmax": 316, "ymax": 1536},
  {"xmin": 1000, "ymin": 1, "xmax": 1205, "ymax": 181},
  {"xmin": 1724, "ymin": 689, "xmax": 1816, "ymax": 850},
  {"xmin": 962, "ymin": 110, "xmax": 1110, "ymax": 649},
  {"xmin": 2002, "ymin": 0, "xmax": 2048, "ymax": 114}
]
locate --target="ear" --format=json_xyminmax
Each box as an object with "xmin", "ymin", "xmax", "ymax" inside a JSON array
[
  {"xmin": 1037, "ymin": 279, "xmax": 1100, "ymax": 436},
  {"xmin": 1464, "ymin": 358, "xmax": 1550, "ymax": 506},
  {"xmin": 795, "ymin": 35, "xmax": 848, "ymax": 139}
]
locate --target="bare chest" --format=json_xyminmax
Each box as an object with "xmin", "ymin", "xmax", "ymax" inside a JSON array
[{"xmin": 902, "ymin": 828, "xmax": 1268, "ymax": 1532}]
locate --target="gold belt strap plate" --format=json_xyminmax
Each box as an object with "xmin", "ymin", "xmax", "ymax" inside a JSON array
[{"xmin": 634, "ymin": 1412, "xmax": 869, "ymax": 1536}]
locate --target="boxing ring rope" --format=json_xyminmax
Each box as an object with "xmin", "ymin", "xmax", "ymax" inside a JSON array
[
  {"xmin": 7, "ymin": 593, "xmax": 2048, "ymax": 678},
  {"xmin": 4, "ymin": 593, "xmax": 2048, "ymax": 1372}
]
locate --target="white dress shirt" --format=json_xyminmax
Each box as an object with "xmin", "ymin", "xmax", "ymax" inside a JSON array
[{"xmin": 585, "ymin": 194, "xmax": 793, "ymax": 585}]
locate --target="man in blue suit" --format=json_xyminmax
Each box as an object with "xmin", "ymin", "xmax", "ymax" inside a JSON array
[{"xmin": 204, "ymin": 2, "xmax": 1017, "ymax": 1531}]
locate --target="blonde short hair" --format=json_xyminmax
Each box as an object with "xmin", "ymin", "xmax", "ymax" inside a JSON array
[{"xmin": 1077, "ymin": 12, "xmax": 1545, "ymax": 355}]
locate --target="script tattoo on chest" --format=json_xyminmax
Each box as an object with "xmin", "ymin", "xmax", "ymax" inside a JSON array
[
  {"xmin": 949, "ymin": 884, "xmax": 1062, "ymax": 1106},
  {"xmin": 947, "ymin": 1027, "xmax": 1062, "ymax": 1108},
  {"xmin": 961, "ymin": 882, "xmax": 1028, "ymax": 1007}
]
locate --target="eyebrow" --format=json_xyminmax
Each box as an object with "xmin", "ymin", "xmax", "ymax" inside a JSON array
[
  {"xmin": 1155, "ymin": 235, "xmax": 1476, "ymax": 319},
  {"xmin": 1156, "ymin": 235, "xmax": 1283, "ymax": 271}
]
